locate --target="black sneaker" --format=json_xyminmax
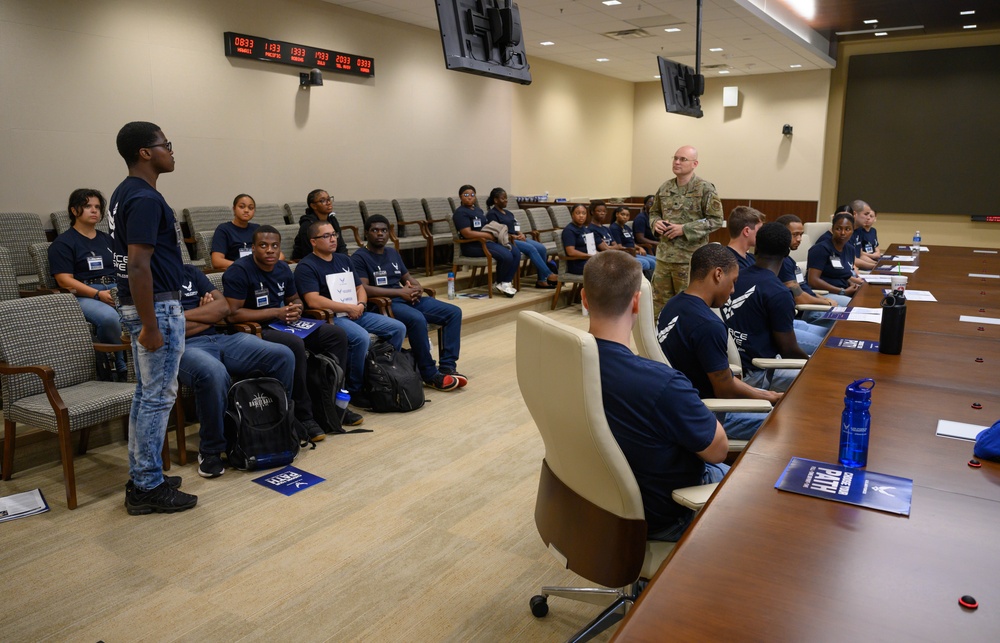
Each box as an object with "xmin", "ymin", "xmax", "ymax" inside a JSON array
[
  {"xmin": 342, "ymin": 409, "xmax": 365, "ymax": 427},
  {"xmin": 440, "ymin": 370, "xmax": 468, "ymax": 388},
  {"xmin": 198, "ymin": 453, "xmax": 225, "ymax": 478},
  {"xmin": 302, "ymin": 418, "xmax": 326, "ymax": 442},
  {"xmin": 424, "ymin": 372, "xmax": 460, "ymax": 391},
  {"xmin": 125, "ymin": 480, "xmax": 197, "ymax": 515},
  {"xmin": 125, "ymin": 475, "xmax": 181, "ymax": 493}
]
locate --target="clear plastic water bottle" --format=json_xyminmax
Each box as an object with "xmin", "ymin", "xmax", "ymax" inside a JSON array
[
  {"xmin": 335, "ymin": 389, "xmax": 350, "ymax": 421},
  {"xmin": 911, "ymin": 230, "xmax": 921, "ymax": 256},
  {"xmin": 447, "ymin": 272, "xmax": 456, "ymax": 299},
  {"xmin": 839, "ymin": 378, "xmax": 875, "ymax": 468}
]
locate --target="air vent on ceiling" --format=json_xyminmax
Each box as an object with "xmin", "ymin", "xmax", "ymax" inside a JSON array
[{"xmin": 603, "ymin": 28, "xmax": 653, "ymax": 40}]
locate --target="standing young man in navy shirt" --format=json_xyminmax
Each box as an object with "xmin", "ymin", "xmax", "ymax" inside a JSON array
[
  {"xmin": 583, "ymin": 250, "xmax": 728, "ymax": 541},
  {"xmin": 351, "ymin": 215, "xmax": 465, "ymax": 391},
  {"xmin": 723, "ymin": 223, "xmax": 810, "ymax": 392},
  {"xmin": 657, "ymin": 245, "xmax": 781, "ymax": 440},
  {"xmin": 109, "ymin": 121, "xmax": 195, "ymax": 515},
  {"xmin": 224, "ymin": 225, "xmax": 357, "ymax": 439}
]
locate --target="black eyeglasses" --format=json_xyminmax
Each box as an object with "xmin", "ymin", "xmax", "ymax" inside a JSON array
[
  {"xmin": 147, "ymin": 141, "xmax": 173, "ymax": 152},
  {"xmin": 312, "ymin": 232, "xmax": 338, "ymax": 240}
]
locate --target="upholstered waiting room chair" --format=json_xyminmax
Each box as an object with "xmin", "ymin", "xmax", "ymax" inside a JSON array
[
  {"xmin": 446, "ymin": 215, "xmax": 495, "ymax": 298},
  {"xmin": 0, "ymin": 211, "xmax": 47, "ymax": 291},
  {"xmin": 549, "ymin": 233, "xmax": 583, "ymax": 309},
  {"xmin": 516, "ymin": 311, "xmax": 713, "ymax": 642},
  {"xmin": 0, "ymin": 293, "xmax": 135, "ymax": 509}
]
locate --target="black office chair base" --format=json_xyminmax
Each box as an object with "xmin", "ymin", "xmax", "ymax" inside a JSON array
[{"xmin": 531, "ymin": 582, "xmax": 641, "ymax": 643}]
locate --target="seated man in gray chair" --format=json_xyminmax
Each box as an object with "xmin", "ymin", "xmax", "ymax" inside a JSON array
[{"xmin": 583, "ymin": 251, "xmax": 729, "ymax": 541}]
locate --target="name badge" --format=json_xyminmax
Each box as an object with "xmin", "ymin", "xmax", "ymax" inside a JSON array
[
  {"xmin": 830, "ymin": 256, "xmax": 844, "ymax": 269},
  {"xmin": 514, "ymin": 224, "xmax": 521, "ymax": 233},
  {"xmin": 472, "ymin": 218, "xmax": 482, "ymax": 229},
  {"xmin": 864, "ymin": 243, "xmax": 874, "ymax": 254},
  {"xmin": 239, "ymin": 246, "xmax": 252, "ymax": 258},
  {"xmin": 255, "ymin": 287, "xmax": 269, "ymax": 308},
  {"xmin": 87, "ymin": 255, "xmax": 104, "ymax": 271},
  {"xmin": 374, "ymin": 269, "xmax": 388, "ymax": 287},
  {"xmin": 624, "ymin": 229, "xmax": 633, "ymax": 239},
  {"xmin": 795, "ymin": 270, "xmax": 805, "ymax": 283},
  {"xmin": 174, "ymin": 220, "xmax": 183, "ymax": 246}
]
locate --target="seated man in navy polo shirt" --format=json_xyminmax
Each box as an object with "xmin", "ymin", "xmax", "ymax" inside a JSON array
[
  {"xmin": 775, "ymin": 214, "xmax": 850, "ymax": 329},
  {"xmin": 658, "ymin": 244, "xmax": 781, "ymax": 440},
  {"xmin": 725, "ymin": 205, "xmax": 763, "ymax": 272},
  {"xmin": 223, "ymin": 225, "xmax": 356, "ymax": 441},
  {"xmin": 583, "ymin": 250, "xmax": 729, "ymax": 542},
  {"xmin": 177, "ymin": 264, "xmax": 295, "ymax": 478},
  {"xmin": 294, "ymin": 219, "xmax": 406, "ymax": 408},
  {"xmin": 850, "ymin": 199, "xmax": 881, "ymax": 270},
  {"xmin": 723, "ymin": 222, "xmax": 810, "ymax": 392},
  {"xmin": 351, "ymin": 215, "xmax": 465, "ymax": 392}
]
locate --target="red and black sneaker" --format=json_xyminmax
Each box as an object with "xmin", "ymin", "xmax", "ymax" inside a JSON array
[
  {"xmin": 424, "ymin": 372, "xmax": 460, "ymax": 391},
  {"xmin": 440, "ymin": 370, "xmax": 468, "ymax": 388}
]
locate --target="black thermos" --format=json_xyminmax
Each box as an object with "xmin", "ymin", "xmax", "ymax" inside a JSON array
[{"xmin": 878, "ymin": 291, "xmax": 906, "ymax": 354}]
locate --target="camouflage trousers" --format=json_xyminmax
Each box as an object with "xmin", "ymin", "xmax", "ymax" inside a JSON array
[{"xmin": 651, "ymin": 259, "xmax": 691, "ymax": 319}]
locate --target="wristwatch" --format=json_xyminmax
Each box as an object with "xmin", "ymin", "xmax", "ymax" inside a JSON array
[{"xmin": 838, "ymin": 288, "xmax": 847, "ymax": 296}]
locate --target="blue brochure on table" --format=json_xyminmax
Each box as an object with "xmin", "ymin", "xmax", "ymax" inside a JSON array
[
  {"xmin": 824, "ymin": 336, "xmax": 880, "ymax": 352},
  {"xmin": 775, "ymin": 457, "xmax": 912, "ymax": 516},
  {"xmin": 268, "ymin": 318, "xmax": 322, "ymax": 338}
]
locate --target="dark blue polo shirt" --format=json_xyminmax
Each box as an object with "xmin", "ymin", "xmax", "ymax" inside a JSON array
[
  {"xmin": 561, "ymin": 222, "xmax": 594, "ymax": 275},
  {"xmin": 453, "ymin": 206, "xmax": 488, "ymax": 241},
  {"xmin": 48, "ymin": 228, "xmax": 115, "ymax": 281},
  {"xmin": 807, "ymin": 237, "xmax": 856, "ymax": 288},
  {"xmin": 486, "ymin": 207, "xmax": 521, "ymax": 235},
  {"xmin": 727, "ymin": 246, "xmax": 755, "ymax": 273},
  {"xmin": 632, "ymin": 211, "xmax": 660, "ymax": 243},
  {"xmin": 723, "ymin": 265, "xmax": 796, "ymax": 373},
  {"xmin": 294, "ymin": 252, "xmax": 361, "ymax": 299},
  {"xmin": 350, "ymin": 246, "xmax": 408, "ymax": 289},
  {"xmin": 222, "ymin": 255, "xmax": 296, "ymax": 321},
  {"xmin": 851, "ymin": 227, "xmax": 879, "ymax": 255},
  {"xmin": 609, "ymin": 222, "xmax": 636, "ymax": 248},
  {"xmin": 778, "ymin": 256, "xmax": 816, "ymax": 296},
  {"xmin": 211, "ymin": 221, "xmax": 259, "ymax": 261},
  {"xmin": 657, "ymin": 292, "xmax": 731, "ymax": 399}
]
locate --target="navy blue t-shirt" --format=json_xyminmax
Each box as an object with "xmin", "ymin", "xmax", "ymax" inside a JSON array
[
  {"xmin": 657, "ymin": 293, "xmax": 731, "ymax": 399},
  {"xmin": 350, "ymin": 246, "xmax": 408, "ymax": 290},
  {"xmin": 561, "ymin": 223, "xmax": 595, "ymax": 275},
  {"xmin": 778, "ymin": 256, "xmax": 815, "ymax": 296},
  {"xmin": 108, "ymin": 176, "xmax": 184, "ymax": 300},
  {"xmin": 223, "ymin": 255, "xmax": 297, "ymax": 322},
  {"xmin": 486, "ymin": 207, "xmax": 522, "ymax": 236},
  {"xmin": 48, "ymin": 227, "xmax": 115, "ymax": 281},
  {"xmin": 807, "ymin": 237, "xmax": 856, "ymax": 288},
  {"xmin": 851, "ymin": 226, "xmax": 879, "ymax": 255},
  {"xmin": 722, "ymin": 265, "xmax": 796, "ymax": 373},
  {"xmin": 211, "ymin": 221, "xmax": 258, "ymax": 261},
  {"xmin": 596, "ymin": 338, "xmax": 717, "ymax": 532},
  {"xmin": 609, "ymin": 222, "xmax": 636, "ymax": 248},
  {"xmin": 592, "ymin": 223, "xmax": 615, "ymax": 247},
  {"xmin": 294, "ymin": 252, "xmax": 361, "ymax": 300},
  {"xmin": 632, "ymin": 211, "xmax": 660, "ymax": 244},
  {"xmin": 727, "ymin": 246, "xmax": 755, "ymax": 273},
  {"xmin": 453, "ymin": 205, "xmax": 488, "ymax": 244},
  {"xmin": 180, "ymin": 265, "xmax": 218, "ymax": 338}
]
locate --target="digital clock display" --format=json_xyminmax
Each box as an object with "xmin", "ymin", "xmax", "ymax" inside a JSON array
[{"xmin": 224, "ymin": 32, "xmax": 375, "ymax": 77}]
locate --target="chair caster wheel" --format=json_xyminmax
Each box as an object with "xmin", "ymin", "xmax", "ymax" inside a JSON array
[{"xmin": 530, "ymin": 595, "xmax": 549, "ymax": 617}]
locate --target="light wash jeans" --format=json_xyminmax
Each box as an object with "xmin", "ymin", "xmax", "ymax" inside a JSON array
[
  {"xmin": 119, "ymin": 300, "xmax": 185, "ymax": 491},
  {"xmin": 77, "ymin": 283, "xmax": 126, "ymax": 374},
  {"xmin": 744, "ymin": 367, "xmax": 799, "ymax": 393},
  {"xmin": 515, "ymin": 238, "xmax": 553, "ymax": 282},
  {"xmin": 720, "ymin": 412, "xmax": 768, "ymax": 441},
  {"xmin": 649, "ymin": 462, "xmax": 731, "ymax": 541},
  {"xmin": 332, "ymin": 311, "xmax": 407, "ymax": 395}
]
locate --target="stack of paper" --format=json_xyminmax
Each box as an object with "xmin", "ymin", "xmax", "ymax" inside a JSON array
[{"xmin": 0, "ymin": 489, "xmax": 49, "ymax": 523}]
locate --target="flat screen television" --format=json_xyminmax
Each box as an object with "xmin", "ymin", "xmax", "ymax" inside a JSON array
[
  {"xmin": 435, "ymin": 0, "xmax": 531, "ymax": 85},
  {"xmin": 657, "ymin": 56, "xmax": 703, "ymax": 118}
]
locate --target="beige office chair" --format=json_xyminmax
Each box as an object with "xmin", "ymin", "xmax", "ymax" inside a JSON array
[
  {"xmin": 517, "ymin": 311, "xmax": 713, "ymax": 642},
  {"xmin": 633, "ymin": 279, "xmax": 771, "ymax": 452}
]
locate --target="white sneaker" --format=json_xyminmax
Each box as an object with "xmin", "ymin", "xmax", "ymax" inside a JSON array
[{"xmin": 500, "ymin": 282, "xmax": 517, "ymax": 297}]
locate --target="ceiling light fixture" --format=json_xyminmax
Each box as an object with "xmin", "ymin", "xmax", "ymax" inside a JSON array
[
  {"xmin": 540, "ymin": 41, "xmax": 554, "ymax": 46},
  {"xmin": 874, "ymin": 32, "xmax": 887, "ymax": 37},
  {"xmin": 790, "ymin": 64, "xmax": 802, "ymax": 68},
  {"xmin": 596, "ymin": 58, "xmax": 610, "ymax": 62},
  {"xmin": 664, "ymin": 27, "xmax": 682, "ymax": 33},
  {"xmin": 836, "ymin": 25, "xmax": 923, "ymax": 36},
  {"xmin": 960, "ymin": 10, "xmax": 975, "ymax": 16},
  {"xmin": 785, "ymin": 0, "xmax": 816, "ymax": 21},
  {"xmin": 709, "ymin": 47, "xmax": 723, "ymax": 52},
  {"xmin": 718, "ymin": 70, "xmax": 730, "ymax": 74},
  {"xmin": 602, "ymin": 0, "xmax": 622, "ymax": 5},
  {"xmin": 964, "ymin": 24, "xmax": 977, "ymax": 29},
  {"xmin": 863, "ymin": 19, "xmax": 878, "ymax": 25}
]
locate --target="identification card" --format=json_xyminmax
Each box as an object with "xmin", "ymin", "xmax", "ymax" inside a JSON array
[
  {"xmin": 795, "ymin": 270, "xmax": 805, "ymax": 283},
  {"xmin": 830, "ymin": 256, "xmax": 844, "ymax": 269},
  {"xmin": 87, "ymin": 255, "xmax": 104, "ymax": 271},
  {"xmin": 239, "ymin": 246, "xmax": 252, "ymax": 258},
  {"xmin": 584, "ymin": 232, "xmax": 597, "ymax": 255},
  {"xmin": 472, "ymin": 217, "xmax": 482, "ymax": 229},
  {"xmin": 254, "ymin": 287, "xmax": 269, "ymax": 308},
  {"xmin": 374, "ymin": 269, "xmax": 388, "ymax": 287},
  {"xmin": 514, "ymin": 223, "xmax": 521, "ymax": 233}
]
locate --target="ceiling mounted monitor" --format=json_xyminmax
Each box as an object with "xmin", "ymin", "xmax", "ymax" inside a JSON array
[
  {"xmin": 435, "ymin": 0, "xmax": 531, "ymax": 85},
  {"xmin": 658, "ymin": 56, "xmax": 703, "ymax": 118}
]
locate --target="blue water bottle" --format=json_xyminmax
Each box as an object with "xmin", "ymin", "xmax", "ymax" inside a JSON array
[
  {"xmin": 839, "ymin": 378, "xmax": 875, "ymax": 468},
  {"xmin": 335, "ymin": 389, "xmax": 350, "ymax": 422}
]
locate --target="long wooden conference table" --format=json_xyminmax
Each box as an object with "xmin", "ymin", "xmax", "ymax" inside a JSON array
[{"xmin": 614, "ymin": 245, "xmax": 1000, "ymax": 641}]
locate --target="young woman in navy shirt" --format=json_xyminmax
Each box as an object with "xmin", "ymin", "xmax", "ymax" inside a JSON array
[
  {"xmin": 210, "ymin": 193, "xmax": 258, "ymax": 270},
  {"xmin": 561, "ymin": 203, "xmax": 608, "ymax": 275},
  {"xmin": 807, "ymin": 212, "xmax": 864, "ymax": 297},
  {"xmin": 452, "ymin": 184, "xmax": 520, "ymax": 297},
  {"xmin": 486, "ymin": 187, "xmax": 558, "ymax": 289}
]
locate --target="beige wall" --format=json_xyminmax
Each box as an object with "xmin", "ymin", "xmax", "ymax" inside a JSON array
[
  {"xmin": 0, "ymin": 0, "xmax": 513, "ymax": 223},
  {"xmin": 631, "ymin": 70, "xmax": 831, "ymax": 201},
  {"xmin": 511, "ymin": 58, "xmax": 634, "ymax": 200}
]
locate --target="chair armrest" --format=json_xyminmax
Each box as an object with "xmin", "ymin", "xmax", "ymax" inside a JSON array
[
  {"xmin": 728, "ymin": 439, "xmax": 749, "ymax": 453},
  {"xmin": 0, "ymin": 361, "xmax": 67, "ymax": 413},
  {"xmin": 671, "ymin": 482, "xmax": 719, "ymax": 510},
  {"xmin": 751, "ymin": 358, "xmax": 807, "ymax": 370},
  {"xmin": 340, "ymin": 224, "xmax": 364, "ymax": 248},
  {"xmin": 422, "ymin": 287, "xmax": 437, "ymax": 299},
  {"xmin": 304, "ymin": 309, "xmax": 333, "ymax": 322},
  {"xmin": 397, "ymin": 220, "xmax": 431, "ymax": 240},
  {"xmin": 796, "ymin": 304, "xmax": 832, "ymax": 312},
  {"xmin": 94, "ymin": 342, "xmax": 132, "ymax": 353},
  {"xmin": 217, "ymin": 321, "xmax": 262, "ymax": 336},
  {"xmin": 455, "ymin": 237, "xmax": 491, "ymax": 254},
  {"xmin": 368, "ymin": 296, "xmax": 393, "ymax": 316},
  {"xmin": 812, "ymin": 289, "xmax": 829, "ymax": 296},
  {"xmin": 702, "ymin": 398, "xmax": 773, "ymax": 413}
]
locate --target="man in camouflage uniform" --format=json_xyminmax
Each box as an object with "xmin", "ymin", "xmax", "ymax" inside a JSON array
[{"xmin": 649, "ymin": 145, "xmax": 724, "ymax": 317}]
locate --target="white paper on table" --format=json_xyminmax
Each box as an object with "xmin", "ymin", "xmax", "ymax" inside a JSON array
[
  {"xmin": 959, "ymin": 315, "xmax": 1000, "ymax": 326},
  {"xmin": 584, "ymin": 232, "xmax": 597, "ymax": 255},
  {"xmin": 881, "ymin": 289, "xmax": 937, "ymax": 302},
  {"xmin": 847, "ymin": 307, "xmax": 883, "ymax": 323},
  {"xmin": 973, "ymin": 249, "xmax": 998, "ymax": 254},
  {"xmin": 880, "ymin": 255, "xmax": 915, "ymax": 262},
  {"xmin": 0, "ymin": 488, "xmax": 48, "ymax": 522},
  {"xmin": 325, "ymin": 272, "xmax": 358, "ymax": 318},
  {"xmin": 936, "ymin": 419, "xmax": 989, "ymax": 442},
  {"xmin": 898, "ymin": 245, "xmax": 929, "ymax": 252},
  {"xmin": 863, "ymin": 275, "xmax": 893, "ymax": 284},
  {"xmin": 968, "ymin": 273, "xmax": 1000, "ymax": 279},
  {"xmin": 876, "ymin": 264, "xmax": 918, "ymax": 274}
]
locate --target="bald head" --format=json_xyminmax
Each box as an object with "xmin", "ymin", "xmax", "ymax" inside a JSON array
[{"xmin": 672, "ymin": 145, "xmax": 700, "ymax": 182}]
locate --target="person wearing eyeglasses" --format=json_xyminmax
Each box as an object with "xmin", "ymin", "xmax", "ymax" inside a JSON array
[
  {"xmin": 648, "ymin": 145, "xmax": 725, "ymax": 317},
  {"xmin": 452, "ymin": 184, "xmax": 520, "ymax": 297},
  {"xmin": 294, "ymin": 220, "xmax": 407, "ymax": 409},
  {"xmin": 291, "ymin": 189, "xmax": 347, "ymax": 261}
]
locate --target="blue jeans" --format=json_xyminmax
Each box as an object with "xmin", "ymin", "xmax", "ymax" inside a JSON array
[
  {"xmin": 77, "ymin": 284, "xmax": 126, "ymax": 374},
  {"xmin": 332, "ymin": 311, "xmax": 407, "ymax": 394},
  {"xmin": 389, "ymin": 295, "xmax": 462, "ymax": 380},
  {"xmin": 793, "ymin": 320, "xmax": 827, "ymax": 356},
  {"xmin": 744, "ymin": 367, "xmax": 799, "ymax": 393},
  {"xmin": 634, "ymin": 253, "xmax": 657, "ymax": 272},
  {"xmin": 178, "ymin": 332, "xmax": 295, "ymax": 455},
  {"xmin": 119, "ymin": 300, "xmax": 185, "ymax": 491},
  {"xmin": 462, "ymin": 241, "xmax": 520, "ymax": 283},
  {"xmin": 515, "ymin": 239, "xmax": 552, "ymax": 281},
  {"xmin": 720, "ymin": 412, "xmax": 767, "ymax": 440},
  {"xmin": 649, "ymin": 462, "xmax": 730, "ymax": 541}
]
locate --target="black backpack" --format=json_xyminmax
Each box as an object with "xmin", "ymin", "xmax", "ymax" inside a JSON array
[
  {"xmin": 305, "ymin": 351, "xmax": 371, "ymax": 434},
  {"xmin": 223, "ymin": 377, "xmax": 300, "ymax": 471},
  {"xmin": 363, "ymin": 340, "xmax": 425, "ymax": 413}
]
